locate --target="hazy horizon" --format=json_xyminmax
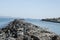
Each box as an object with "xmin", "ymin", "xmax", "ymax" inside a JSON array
[{"xmin": 0, "ymin": 0, "xmax": 60, "ymax": 19}]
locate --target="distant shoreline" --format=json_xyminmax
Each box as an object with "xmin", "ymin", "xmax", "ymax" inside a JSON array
[{"xmin": 41, "ymin": 18, "xmax": 60, "ymax": 23}]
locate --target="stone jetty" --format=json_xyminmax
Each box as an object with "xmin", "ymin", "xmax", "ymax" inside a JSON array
[
  {"xmin": 42, "ymin": 17, "xmax": 60, "ymax": 23},
  {"xmin": 0, "ymin": 19, "xmax": 60, "ymax": 40}
]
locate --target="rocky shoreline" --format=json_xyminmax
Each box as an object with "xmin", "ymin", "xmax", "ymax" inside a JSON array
[
  {"xmin": 0, "ymin": 19, "xmax": 60, "ymax": 40},
  {"xmin": 41, "ymin": 18, "xmax": 60, "ymax": 23}
]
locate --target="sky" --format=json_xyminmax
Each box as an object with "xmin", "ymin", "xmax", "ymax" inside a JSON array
[{"xmin": 0, "ymin": 0, "xmax": 60, "ymax": 19}]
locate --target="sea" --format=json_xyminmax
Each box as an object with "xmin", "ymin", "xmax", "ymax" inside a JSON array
[{"xmin": 0, "ymin": 18, "xmax": 60, "ymax": 35}]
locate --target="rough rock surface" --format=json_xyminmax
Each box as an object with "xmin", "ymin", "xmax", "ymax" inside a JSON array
[{"xmin": 0, "ymin": 19, "xmax": 60, "ymax": 40}]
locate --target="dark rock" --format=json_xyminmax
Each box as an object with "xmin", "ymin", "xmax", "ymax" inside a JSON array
[
  {"xmin": 41, "ymin": 17, "xmax": 60, "ymax": 23},
  {"xmin": 31, "ymin": 35, "xmax": 40, "ymax": 40},
  {"xmin": 0, "ymin": 19, "xmax": 60, "ymax": 40}
]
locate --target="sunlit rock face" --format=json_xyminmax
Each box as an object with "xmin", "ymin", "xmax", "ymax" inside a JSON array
[{"xmin": 0, "ymin": 19, "xmax": 60, "ymax": 40}]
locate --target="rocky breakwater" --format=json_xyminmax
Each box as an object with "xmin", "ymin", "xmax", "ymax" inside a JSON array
[
  {"xmin": 41, "ymin": 18, "xmax": 60, "ymax": 23},
  {"xmin": 0, "ymin": 19, "xmax": 60, "ymax": 40}
]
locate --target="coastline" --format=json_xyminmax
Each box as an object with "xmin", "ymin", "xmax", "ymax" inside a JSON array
[
  {"xmin": 0, "ymin": 19, "xmax": 60, "ymax": 40},
  {"xmin": 41, "ymin": 18, "xmax": 60, "ymax": 23}
]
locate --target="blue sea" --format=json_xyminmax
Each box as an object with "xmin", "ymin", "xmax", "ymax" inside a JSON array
[
  {"xmin": 0, "ymin": 18, "xmax": 14, "ymax": 28},
  {"xmin": 25, "ymin": 19, "xmax": 60, "ymax": 35},
  {"xmin": 0, "ymin": 18, "xmax": 60, "ymax": 35}
]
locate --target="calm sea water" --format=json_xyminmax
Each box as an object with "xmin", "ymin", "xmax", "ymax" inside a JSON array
[
  {"xmin": 0, "ymin": 18, "xmax": 60, "ymax": 35},
  {"xmin": 0, "ymin": 18, "xmax": 14, "ymax": 28},
  {"xmin": 25, "ymin": 19, "xmax": 60, "ymax": 35}
]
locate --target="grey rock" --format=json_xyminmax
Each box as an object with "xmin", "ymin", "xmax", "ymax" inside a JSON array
[{"xmin": 0, "ymin": 19, "xmax": 60, "ymax": 40}]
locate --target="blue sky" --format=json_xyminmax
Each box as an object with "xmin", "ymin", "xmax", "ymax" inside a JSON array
[{"xmin": 0, "ymin": 0, "xmax": 60, "ymax": 19}]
